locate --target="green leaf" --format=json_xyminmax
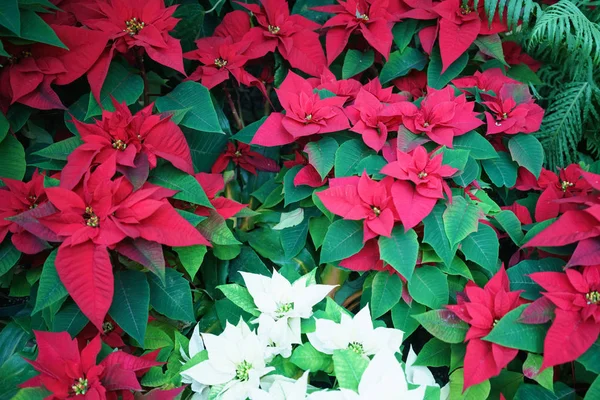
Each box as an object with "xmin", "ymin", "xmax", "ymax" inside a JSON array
[
  {"xmin": 217, "ymin": 284, "xmax": 260, "ymax": 317},
  {"xmin": 342, "ymin": 49, "xmax": 374, "ymax": 79},
  {"xmin": 52, "ymin": 301, "xmax": 89, "ymax": 336},
  {"xmin": 508, "ymin": 134, "xmax": 544, "ymax": 178},
  {"xmin": 17, "ymin": 10, "xmax": 66, "ymax": 48},
  {"xmin": 174, "ymin": 245, "xmax": 207, "ymax": 280},
  {"xmin": 414, "ymin": 338, "xmax": 451, "ymax": 367},
  {"xmin": 148, "ymin": 268, "xmax": 195, "ymax": 322},
  {"xmin": 0, "ymin": 354, "xmax": 38, "ymax": 399},
  {"xmin": 291, "ymin": 342, "xmax": 333, "ymax": 373},
  {"xmin": 428, "ymin": 47, "xmax": 469, "ymax": 90},
  {"xmin": 378, "ymin": 227, "xmax": 419, "ymax": 281},
  {"xmin": 231, "ymin": 117, "xmax": 267, "ymax": 144},
  {"xmin": 484, "ymin": 304, "xmax": 549, "ymax": 352},
  {"xmin": 453, "ymin": 156, "xmax": 481, "ymax": 189},
  {"xmin": 482, "ymin": 152, "xmax": 518, "ymax": 187},
  {"xmin": 283, "ymin": 165, "xmax": 314, "ymax": 206},
  {"xmin": 490, "ymin": 370, "xmax": 523, "ymax": 400},
  {"xmin": 0, "ymin": 322, "xmax": 29, "ymax": 368},
  {"xmin": 514, "ymin": 383, "xmax": 576, "ymax": 400},
  {"xmin": 391, "ymin": 301, "xmax": 425, "ymax": 338},
  {"xmin": 578, "ymin": 338, "xmax": 600, "ymax": 374},
  {"xmin": 506, "ymin": 64, "xmax": 542, "ymax": 85},
  {"xmin": 332, "ymin": 349, "xmax": 369, "ymax": 392},
  {"xmin": 183, "ymin": 127, "xmax": 228, "ymax": 173},
  {"xmin": 370, "ymin": 271, "xmax": 402, "ymax": 319},
  {"xmin": 11, "ymin": 388, "xmax": 49, "ymax": 400},
  {"xmin": 320, "ymin": 220, "xmax": 364, "ymax": 264},
  {"xmin": 453, "ymin": 131, "xmax": 498, "ymax": 160},
  {"xmin": 0, "ymin": 0, "xmax": 20, "ymax": 35},
  {"xmin": 109, "ymin": 270, "xmax": 149, "ymax": 346},
  {"xmin": 449, "ymin": 369, "xmax": 491, "ymax": 400},
  {"xmin": 155, "ymin": 81, "xmax": 222, "ymax": 133},
  {"xmin": 0, "ymin": 134, "xmax": 26, "ymax": 180},
  {"xmin": 0, "ymin": 241, "xmax": 20, "ymax": 277},
  {"xmin": 440, "ymin": 148, "xmax": 470, "ymax": 172},
  {"xmin": 280, "ymin": 219, "xmax": 309, "ymax": 258},
  {"xmin": 149, "ymin": 164, "xmax": 212, "ymax": 207},
  {"xmin": 0, "ymin": 40, "xmax": 8, "ymax": 57},
  {"xmin": 423, "ymin": 204, "xmax": 457, "ymax": 266},
  {"xmin": 32, "ymin": 137, "xmax": 83, "ymax": 161},
  {"xmin": 380, "ymin": 47, "xmax": 427, "ymax": 84},
  {"xmin": 0, "ymin": 112, "xmax": 8, "ymax": 142},
  {"xmin": 228, "ymin": 247, "xmax": 271, "ymax": 285},
  {"xmin": 586, "ymin": 376, "xmax": 600, "ymax": 400},
  {"xmin": 86, "ymin": 62, "xmax": 143, "ymax": 118},
  {"xmin": 408, "ymin": 266, "xmax": 448, "ymax": 309},
  {"xmin": 335, "ymin": 139, "xmax": 371, "ymax": 177},
  {"xmin": 443, "ymin": 196, "xmax": 480, "ymax": 247},
  {"xmin": 507, "ymin": 258, "xmax": 564, "ymax": 300},
  {"xmin": 413, "ymin": 309, "xmax": 469, "ymax": 344},
  {"xmin": 460, "ymin": 223, "xmax": 500, "ymax": 274},
  {"xmin": 33, "ymin": 249, "xmax": 67, "ymax": 314},
  {"xmin": 494, "ymin": 210, "xmax": 525, "ymax": 246},
  {"xmin": 304, "ymin": 137, "xmax": 339, "ymax": 180},
  {"xmin": 392, "ymin": 19, "xmax": 418, "ymax": 53},
  {"xmin": 523, "ymin": 353, "xmax": 554, "ymax": 392},
  {"xmin": 474, "ymin": 34, "xmax": 508, "ymax": 65}
]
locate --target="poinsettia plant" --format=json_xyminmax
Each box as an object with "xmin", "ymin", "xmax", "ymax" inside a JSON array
[{"xmin": 1, "ymin": 0, "xmax": 600, "ymax": 399}]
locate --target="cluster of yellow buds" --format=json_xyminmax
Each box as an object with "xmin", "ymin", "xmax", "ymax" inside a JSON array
[
  {"xmin": 214, "ymin": 58, "xmax": 228, "ymax": 69},
  {"xmin": 85, "ymin": 206, "xmax": 99, "ymax": 228},
  {"xmin": 72, "ymin": 377, "xmax": 88, "ymax": 395},
  {"xmin": 586, "ymin": 291, "xmax": 600, "ymax": 305},
  {"xmin": 112, "ymin": 139, "xmax": 127, "ymax": 151},
  {"xmin": 124, "ymin": 17, "xmax": 145, "ymax": 36},
  {"xmin": 268, "ymin": 25, "xmax": 281, "ymax": 34},
  {"xmin": 561, "ymin": 181, "xmax": 574, "ymax": 192}
]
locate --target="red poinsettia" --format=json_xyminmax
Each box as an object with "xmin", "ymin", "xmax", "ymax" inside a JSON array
[
  {"xmin": 393, "ymin": 70, "xmax": 428, "ymax": 100},
  {"xmin": 503, "ymin": 41, "xmax": 541, "ymax": 72},
  {"xmin": 317, "ymin": 172, "xmax": 399, "ymax": 241},
  {"xmin": 0, "ymin": 25, "xmax": 109, "ymax": 111},
  {"xmin": 482, "ymin": 84, "xmax": 544, "ymax": 135},
  {"xmin": 283, "ymin": 151, "xmax": 328, "ymax": 188},
  {"xmin": 447, "ymin": 268, "xmax": 524, "ymax": 389},
  {"xmin": 193, "ymin": 173, "xmax": 247, "ymax": 219},
  {"xmin": 314, "ymin": 0, "xmax": 396, "ymax": 64},
  {"xmin": 452, "ymin": 68, "xmax": 518, "ymax": 95},
  {"xmin": 0, "ymin": 171, "xmax": 51, "ymax": 254},
  {"xmin": 212, "ymin": 142, "xmax": 280, "ymax": 175},
  {"xmin": 251, "ymin": 72, "xmax": 349, "ymax": 146},
  {"xmin": 345, "ymin": 89, "xmax": 412, "ymax": 151},
  {"xmin": 400, "ymin": 86, "xmax": 483, "ymax": 147},
  {"xmin": 21, "ymin": 331, "xmax": 162, "ymax": 399},
  {"xmin": 529, "ymin": 265, "xmax": 600, "ymax": 369},
  {"xmin": 362, "ymin": 78, "xmax": 407, "ymax": 103},
  {"xmin": 18, "ymin": 169, "xmax": 209, "ymax": 328},
  {"xmin": 238, "ymin": 0, "xmax": 326, "ymax": 77},
  {"xmin": 381, "ymin": 146, "xmax": 457, "ymax": 229},
  {"xmin": 62, "ymin": 101, "xmax": 193, "ymax": 190},
  {"xmin": 78, "ymin": 316, "xmax": 126, "ymax": 348},
  {"xmin": 314, "ymin": 69, "xmax": 362, "ymax": 102},
  {"xmin": 184, "ymin": 11, "xmax": 264, "ymax": 92},
  {"xmin": 78, "ymin": 0, "xmax": 185, "ymax": 101}
]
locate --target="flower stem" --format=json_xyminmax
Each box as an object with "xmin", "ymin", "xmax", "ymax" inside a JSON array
[{"xmin": 225, "ymin": 87, "xmax": 244, "ymax": 130}]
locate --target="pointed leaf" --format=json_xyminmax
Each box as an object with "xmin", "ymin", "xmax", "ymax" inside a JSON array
[
  {"xmin": 304, "ymin": 137, "xmax": 339, "ymax": 180},
  {"xmin": 380, "ymin": 47, "xmax": 427, "ymax": 84},
  {"xmin": 428, "ymin": 47, "xmax": 469, "ymax": 90},
  {"xmin": 86, "ymin": 61, "xmax": 144, "ymax": 118},
  {"xmin": 443, "ymin": 196, "xmax": 480, "ymax": 247},
  {"xmin": 370, "ymin": 271, "xmax": 402, "ymax": 319},
  {"xmin": 482, "ymin": 152, "xmax": 518, "ymax": 188},
  {"xmin": 508, "ymin": 134, "xmax": 544, "ymax": 178},
  {"xmin": 149, "ymin": 164, "xmax": 212, "ymax": 207},
  {"xmin": 460, "ymin": 223, "xmax": 499, "ymax": 273},
  {"xmin": 484, "ymin": 304, "xmax": 549, "ymax": 352},
  {"xmin": 378, "ymin": 226, "xmax": 419, "ymax": 281},
  {"xmin": 148, "ymin": 268, "xmax": 194, "ymax": 322},
  {"xmin": 320, "ymin": 220, "xmax": 364, "ymax": 264},
  {"xmin": 342, "ymin": 49, "xmax": 374, "ymax": 79},
  {"xmin": 408, "ymin": 266, "xmax": 449, "ymax": 309},
  {"xmin": 109, "ymin": 270, "xmax": 150, "ymax": 346},
  {"xmin": 332, "ymin": 349, "xmax": 369, "ymax": 392},
  {"xmin": 33, "ymin": 249, "xmax": 67, "ymax": 314},
  {"xmin": 413, "ymin": 309, "xmax": 469, "ymax": 344}
]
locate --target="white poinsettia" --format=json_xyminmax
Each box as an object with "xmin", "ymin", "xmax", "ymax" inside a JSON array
[
  {"xmin": 307, "ymin": 305, "xmax": 404, "ymax": 356},
  {"xmin": 181, "ymin": 319, "xmax": 273, "ymax": 400},
  {"xmin": 180, "ymin": 324, "xmax": 210, "ymax": 399},
  {"xmin": 241, "ymin": 270, "xmax": 336, "ymax": 346},
  {"xmin": 256, "ymin": 371, "xmax": 342, "ymax": 400},
  {"xmin": 406, "ymin": 346, "xmax": 450, "ymax": 400},
  {"xmin": 257, "ymin": 314, "xmax": 295, "ymax": 362}
]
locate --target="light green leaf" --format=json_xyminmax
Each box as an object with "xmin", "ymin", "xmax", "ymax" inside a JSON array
[
  {"xmin": 332, "ymin": 349, "xmax": 369, "ymax": 392},
  {"xmin": 482, "ymin": 152, "xmax": 518, "ymax": 188},
  {"xmin": 342, "ymin": 49, "xmax": 374, "ymax": 79},
  {"xmin": 484, "ymin": 304, "xmax": 549, "ymax": 352},
  {"xmin": 494, "ymin": 210, "xmax": 525, "ymax": 246},
  {"xmin": 320, "ymin": 220, "xmax": 364, "ymax": 264},
  {"xmin": 149, "ymin": 164, "xmax": 212, "ymax": 207},
  {"xmin": 378, "ymin": 226, "xmax": 419, "ymax": 281},
  {"xmin": 474, "ymin": 34, "xmax": 508, "ymax": 65},
  {"xmin": 109, "ymin": 270, "xmax": 149, "ymax": 346},
  {"xmin": 291, "ymin": 343, "xmax": 333, "ymax": 373},
  {"xmin": 86, "ymin": 62, "xmax": 143, "ymax": 118},
  {"xmin": 0, "ymin": 241, "xmax": 20, "ymax": 277},
  {"xmin": 413, "ymin": 309, "xmax": 469, "ymax": 344},
  {"xmin": 408, "ymin": 266, "xmax": 448, "ymax": 309},
  {"xmin": 391, "ymin": 301, "xmax": 425, "ymax": 338},
  {"xmin": 217, "ymin": 284, "xmax": 260, "ymax": 317},
  {"xmin": 443, "ymin": 196, "xmax": 480, "ymax": 247},
  {"xmin": 414, "ymin": 338, "xmax": 451, "ymax": 367},
  {"xmin": 148, "ymin": 268, "xmax": 195, "ymax": 322},
  {"xmin": 370, "ymin": 271, "xmax": 402, "ymax": 319},
  {"xmin": 453, "ymin": 131, "xmax": 498, "ymax": 160},
  {"xmin": 423, "ymin": 204, "xmax": 457, "ymax": 266},
  {"xmin": 450, "ymin": 369, "xmax": 491, "ymax": 400},
  {"xmin": 523, "ymin": 353, "xmax": 554, "ymax": 392},
  {"xmin": 335, "ymin": 139, "xmax": 371, "ymax": 177},
  {"xmin": 460, "ymin": 223, "xmax": 500, "ymax": 274},
  {"xmin": 174, "ymin": 245, "xmax": 207, "ymax": 280},
  {"xmin": 508, "ymin": 134, "xmax": 544, "ymax": 178},
  {"xmin": 33, "ymin": 249, "xmax": 67, "ymax": 314},
  {"xmin": 380, "ymin": 47, "xmax": 427, "ymax": 84},
  {"xmin": 304, "ymin": 137, "xmax": 339, "ymax": 180}
]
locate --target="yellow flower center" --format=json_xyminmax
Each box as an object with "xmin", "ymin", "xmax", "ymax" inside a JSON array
[
  {"xmin": 586, "ymin": 291, "xmax": 600, "ymax": 305},
  {"xmin": 268, "ymin": 25, "xmax": 281, "ymax": 34},
  {"xmin": 102, "ymin": 321, "xmax": 114, "ymax": 334},
  {"xmin": 234, "ymin": 150, "xmax": 243, "ymax": 158},
  {"xmin": 124, "ymin": 17, "xmax": 145, "ymax": 36},
  {"xmin": 214, "ymin": 58, "xmax": 228, "ymax": 69},
  {"xmin": 418, "ymin": 171, "xmax": 428, "ymax": 179},
  {"xmin": 423, "ymin": 122, "xmax": 430, "ymax": 127},
  {"xmin": 561, "ymin": 181, "xmax": 574, "ymax": 192},
  {"xmin": 460, "ymin": 6, "xmax": 472, "ymax": 15},
  {"xmin": 112, "ymin": 139, "xmax": 127, "ymax": 151},
  {"xmin": 72, "ymin": 377, "xmax": 88, "ymax": 395},
  {"xmin": 305, "ymin": 114, "xmax": 313, "ymax": 122},
  {"xmin": 84, "ymin": 206, "xmax": 99, "ymax": 228},
  {"xmin": 372, "ymin": 206, "xmax": 381, "ymax": 216}
]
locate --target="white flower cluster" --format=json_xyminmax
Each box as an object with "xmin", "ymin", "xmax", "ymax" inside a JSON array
[{"xmin": 180, "ymin": 270, "xmax": 448, "ymax": 400}]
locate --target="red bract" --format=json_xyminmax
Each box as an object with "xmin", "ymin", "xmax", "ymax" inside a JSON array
[
  {"xmin": 393, "ymin": 70, "xmax": 428, "ymax": 100},
  {"xmin": 283, "ymin": 151, "xmax": 328, "ymax": 188},
  {"xmin": 212, "ymin": 142, "xmax": 280, "ymax": 175},
  {"xmin": 194, "ymin": 173, "xmax": 247, "ymax": 219},
  {"xmin": 382, "ymin": 146, "xmax": 456, "ymax": 229},
  {"xmin": 21, "ymin": 331, "xmax": 161, "ymax": 399},
  {"xmin": 446, "ymin": 268, "xmax": 524, "ymax": 389},
  {"xmin": 314, "ymin": 0, "xmax": 396, "ymax": 64},
  {"xmin": 362, "ymin": 78, "xmax": 407, "ymax": 103},
  {"xmin": 534, "ymin": 164, "xmax": 592, "ymax": 221},
  {"xmin": 184, "ymin": 11, "xmax": 264, "ymax": 92},
  {"xmin": 315, "ymin": 69, "xmax": 362, "ymax": 102},
  {"xmin": 344, "ymin": 89, "xmax": 412, "ymax": 151},
  {"xmin": 317, "ymin": 172, "xmax": 399, "ymax": 241},
  {"xmin": 452, "ymin": 68, "xmax": 518, "ymax": 95},
  {"xmin": 78, "ymin": 316, "xmax": 125, "ymax": 348},
  {"xmin": 0, "ymin": 25, "xmax": 109, "ymax": 111},
  {"xmin": 29, "ymin": 172, "xmax": 209, "ymax": 328},
  {"xmin": 238, "ymin": 0, "xmax": 326, "ymax": 77},
  {"xmin": 400, "ymin": 86, "xmax": 483, "ymax": 147},
  {"xmin": 79, "ymin": 0, "xmax": 185, "ymax": 101},
  {"xmin": 482, "ymin": 84, "xmax": 544, "ymax": 135},
  {"xmin": 0, "ymin": 171, "xmax": 51, "ymax": 254},
  {"xmin": 251, "ymin": 72, "xmax": 349, "ymax": 146},
  {"xmin": 529, "ymin": 265, "xmax": 600, "ymax": 369},
  {"xmin": 503, "ymin": 41, "xmax": 541, "ymax": 72},
  {"xmin": 62, "ymin": 101, "xmax": 193, "ymax": 190}
]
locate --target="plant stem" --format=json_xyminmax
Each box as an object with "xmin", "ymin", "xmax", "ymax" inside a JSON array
[
  {"xmin": 264, "ymin": 84, "xmax": 271, "ymax": 116},
  {"xmin": 342, "ymin": 290, "xmax": 363, "ymax": 310},
  {"xmin": 225, "ymin": 87, "xmax": 243, "ymax": 130},
  {"xmin": 136, "ymin": 48, "xmax": 149, "ymax": 107},
  {"xmin": 236, "ymin": 88, "xmax": 245, "ymax": 128}
]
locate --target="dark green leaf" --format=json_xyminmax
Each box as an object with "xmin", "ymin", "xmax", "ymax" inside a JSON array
[
  {"xmin": 32, "ymin": 137, "xmax": 83, "ymax": 161},
  {"xmin": 0, "ymin": 241, "xmax": 20, "ymax": 277},
  {"xmin": 482, "ymin": 152, "xmax": 518, "ymax": 187},
  {"xmin": 304, "ymin": 137, "xmax": 338, "ymax": 179},
  {"xmin": 391, "ymin": 300, "xmax": 425, "ymax": 338},
  {"xmin": 17, "ymin": 10, "xmax": 66, "ymax": 48},
  {"xmin": 0, "ymin": 0, "xmax": 20, "ymax": 34},
  {"xmin": 423, "ymin": 204, "xmax": 457, "ymax": 266},
  {"xmin": 148, "ymin": 268, "xmax": 195, "ymax": 322},
  {"xmin": 149, "ymin": 164, "xmax": 212, "ymax": 207},
  {"xmin": 380, "ymin": 48, "xmax": 427, "ymax": 84},
  {"xmin": 414, "ymin": 338, "xmax": 451, "ymax": 367},
  {"xmin": 443, "ymin": 196, "xmax": 481, "ymax": 247},
  {"xmin": 0, "ymin": 134, "xmax": 26, "ymax": 180},
  {"xmin": 508, "ymin": 134, "xmax": 544, "ymax": 178},
  {"xmin": 342, "ymin": 49, "xmax": 374, "ymax": 79},
  {"xmin": 86, "ymin": 62, "xmax": 143, "ymax": 118},
  {"xmin": 453, "ymin": 131, "xmax": 498, "ymax": 160},
  {"xmin": 33, "ymin": 249, "xmax": 67, "ymax": 314},
  {"xmin": 460, "ymin": 223, "xmax": 500, "ymax": 274},
  {"xmin": 52, "ymin": 301, "xmax": 89, "ymax": 336},
  {"xmin": 109, "ymin": 270, "xmax": 149, "ymax": 346},
  {"xmin": 335, "ymin": 139, "xmax": 372, "ymax": 177},
  {"xmin": 392, "ymin": 20, "xmax": 418, "ymax": 53},
  {"xmin": 283, "ymin": 165, "xmax": 315, "ymax": 206},
  {"xmin": 408, "ymin": 266, "xmax": 448, "ymax": 309},
  {"xmin": 428, "ymin": 47, "xmax": 469, "ymax": 90},
  {"xmin": 232, "ymin": 117, "xmax": 267, "ymax": 144},
  {"xmin": 507, "ymin": 258, "xmax": 564, "ymax": 300},
  {"xmin": 320, "ymin": 220, "xmax": 364, "ymax": 264}
]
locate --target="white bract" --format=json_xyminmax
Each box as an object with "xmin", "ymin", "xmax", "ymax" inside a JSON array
[
  {"xmin": 181, "ymin": 319, "xmax": 273, "ymax": 400},
  {"xmin": 307, "ymin": 305, "xmax": 404, "ymax": 356},
  {"xmin": 241, "ymin": 270, "xmax": 335, "ymax": 348},
  {"xmin": 406, "ymin": 346, "xmax": 450, "ymax": 400},
  {"xmin": 256, "ymin": 371, "xmax": 341, "ymax": 400},
  {"xmin": 180, "ymin": 324, "xmax": 210, "ymax": 399},
  {"xmin": 257, "ymin": 315, "xmax": 295, "ymax": 362}
]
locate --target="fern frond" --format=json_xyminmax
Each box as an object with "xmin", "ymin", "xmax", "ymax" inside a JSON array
[
  {"xmin": 535, "ymin": 82, "xmax": 594, "ymax": 169},
  {"xmin": 529, "ymin": 1, "xmax": 600, "ymax": 66},
  {"xmin": 478, "ymin": 0, "xmax": 541, "ymax": 30}
]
